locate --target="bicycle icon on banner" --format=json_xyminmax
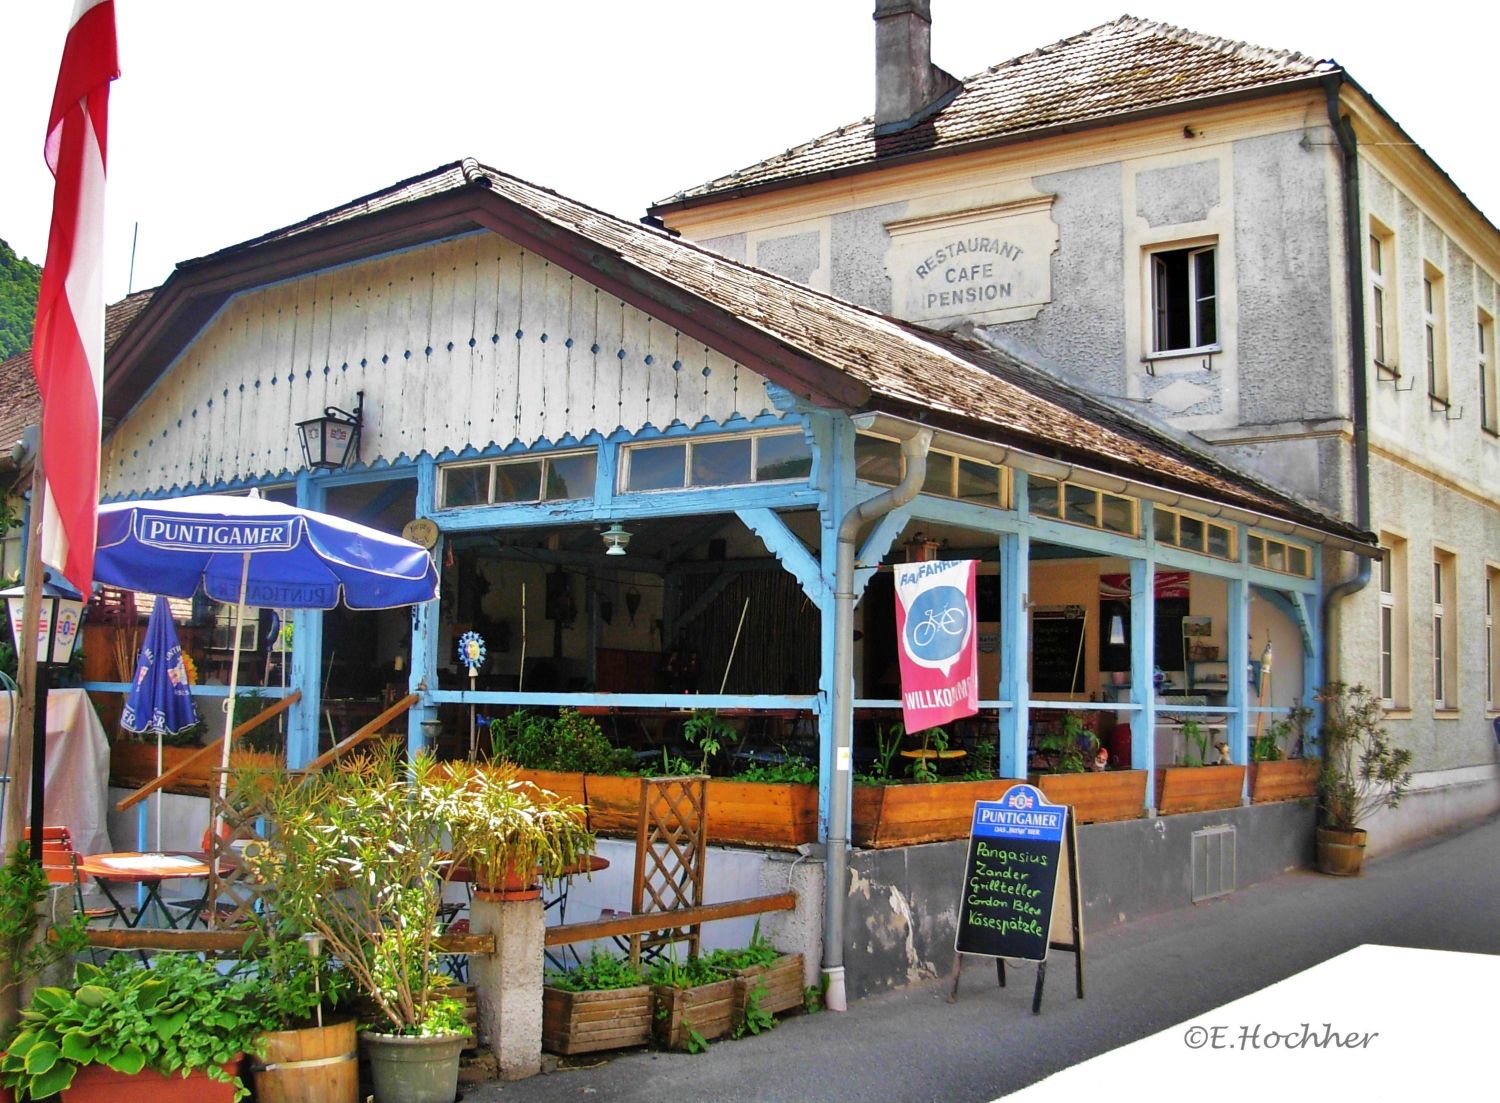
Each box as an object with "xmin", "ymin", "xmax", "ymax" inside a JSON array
[
  {"xmin": 912, "ymin": 605, "xmax": 967, "ymax": 647},
  {"xmin": 902, "ymin": 583, "xmax": 971, "ymax": 668}
]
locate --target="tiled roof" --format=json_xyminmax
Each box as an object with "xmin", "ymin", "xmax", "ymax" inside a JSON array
[
  {"xmin": 0, "ymin": 289, "xmax": 155, "ymax": 453},
  {"xmin": 186, "ymin": 157, "xmax": 1360, "ymax": 542},
  {"xmin": 653, "ymin": 15, "xmax": 1336, "ymax": 209}
]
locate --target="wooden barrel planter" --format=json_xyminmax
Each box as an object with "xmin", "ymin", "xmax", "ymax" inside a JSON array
[
  {"xmin": 1250, "ymin": 759, "xmax": 1321, "ymax": 804},
  {"xmin": 727, "ymin": 953, "xmax": 805, "ymax": 1019},
  {"xmin": 1029, "ymin": 770, "xmax": 1147, "ymax": 823},
  {"xmin": 251, "ymin": 1017, "xmax": 358, "ymax": 1103},
  {"xmin": 652, "ymin": 976, "xmax": 738, "ymax": 1051},
  {"xmin": 1156, "ymin": 765, "xmax": 1247, "ymax": 815},
  {"xmin": 542, "ymin": 984, "xmax": 654, "ymax": 1055},
  {"xmin": 1315, "ymin": 826, "xmax": 1367, "ymax": 876}
]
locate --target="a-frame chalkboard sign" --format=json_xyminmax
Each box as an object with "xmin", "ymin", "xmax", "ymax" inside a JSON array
[{"xmin": 948, "ymin": 784, "xmax": 1085, "ymax": 1014}]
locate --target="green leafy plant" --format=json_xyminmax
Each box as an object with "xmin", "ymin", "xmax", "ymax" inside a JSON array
[
  {"xmin": 956, "ymin": 738, "xmax": 998, "ymax": 782},
  {"xmin": 0, "ymin": 844, "xmax": 88, "ymax": 998},
  {"xmin": 731, "ymin": 980, "xmax": 776, "ymax": 1039},
  {"xmin": 441, "ymin": 759, "xmax": 595, "ymax": 889},
  {"xmin": 908, "ymin": 726, "xmax": 950, "ymax": 783},
  {"xmin": 681, "ymin": 709, "xmax": 733, "ymax": 773},
  {"xmin": 1179, "ymin": 719, "xmax": 1209, "ymax": 767},
  {"xmin": 241, "ymin": 930, "xmax": 352, "ymax": 1031},
  {"xmin": 232, "ymin": 747, "xmax": 473, "ymax": 1037},
  {"xmin": 802, "ymin": 984, "xmax": 823, "ymax": 1014},
  {"xmin": 732, "ymin": 757, "xmax": 817, "ymax": 785},
  {"xmin": 0, "ymin": 954, "xmax": 265, "ymax": 1101},
  {"xmin": 1251, "ymin": 703, "xmax": 1313, "ymax": 763},
  {"xmin": 1037, "ymin": 713, "xmax": 1098, "ymax": 774},
  {"xmin": 646, "ymin": 955, "xmax": 726, "ymax": 990},
  {"xmin": 701, "ymin": 920, "xmax": 780, "ymax": 972},
  {"xmin": 489, "ymin": 708, "xmax": 630, "ymax": 774},
  {"xmin": 1316, "ymin": 683, "xmax": 1413, "ymax": 832},
  {"xmin": 855, "ymin": 722, "xmax": 907, "ymax": 785},
  {"xmin": 544, "ymin": 951, "xmax": 645, "ymax": 993}
]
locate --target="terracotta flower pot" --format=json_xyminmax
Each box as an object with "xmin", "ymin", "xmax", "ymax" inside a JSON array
[{"xmin": 57, "ymin": 1058, "xmax": 242, "ymax": 1102}]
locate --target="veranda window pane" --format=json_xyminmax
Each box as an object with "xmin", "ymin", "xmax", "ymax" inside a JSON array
[
  {"xmin": 690, "ymin": 438, "xmax": 752, "ymax": 486},
  {"xmin": 1155, "ymin": 509, "xmax": 1177, "ymax": 544},
  {"xmin": 1207, "ymin": 524, "xmax": 1232, "ymax": 559},
  {"xmin": 544, "ymin": 453, "xmax": 595, "ymax": 500},
  {"xmin": 957, "ymin": 459, "xmax": 1000, "ymax": 504},
  {"xmin": 1249, "ymin": 536, "xmax": 1266, "ymax": 567},
  {"xmin": 755, "ymin": 433, "xmax": 812, "ymax": 481},
  {"xmin": 1178, "ymin": 515, "xmax": 1205, "ymax": 552},
  {"xmin": 494, "ymin": 460, "xmax": 542, "ymax": 503},
  {"xmin": 627, "ymin": 444, "xmax": 686, "ymax": 491},
  {"xmin": 1287, "ymin": 546, "xmax": 1309, "ymax": 576},
  {"xmin": 442, "ymin": 465, "xmax": 490, "ymax": 508},
  {"xmin": 1101, "ymin": 494, "xmax": 1135, "ymax": 534},
  {"xmin": 855, "ymin": 436, "xmax": 902, "ymax": 486},
  {"xmin": 922, "ymin": 453, "xmax": 955, "ymax": 497},
  {"xmin": 1029, "ymin": 477, "xmax": 1060, "ymax": 518},
  {"xmin": 1064, "ymin": 485, "xmax": 1098, "ymax": 527},
  {"xmin": 1266, "ymin": 542, "xmax": 1286, "ymax": 572}
]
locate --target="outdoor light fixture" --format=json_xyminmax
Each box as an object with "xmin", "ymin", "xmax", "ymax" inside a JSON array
[
  {"xmin": 1109, "ymin": 614, "xmax": 1126, "ymax": 646},
  {"xmin": 601, "ymin": 523, "xmax": 632, "ymax": 556},
  {"xmin": 296, "ymin": 390, "xmax": 364, "ymax": 471},
  {"xmin": 2, "ymin": 570, "xmax": 85, "ymax": 667}
]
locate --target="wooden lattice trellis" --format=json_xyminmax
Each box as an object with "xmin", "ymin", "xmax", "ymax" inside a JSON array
[
  {"xmin": 206, "ymin": 767, "xmax": 281, "ymax": 929},
  {"xmin": 627, "ymin": 775, "xmax": 709, "ymax": 966}
]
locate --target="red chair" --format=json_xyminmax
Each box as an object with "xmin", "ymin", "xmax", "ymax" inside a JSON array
[{"xmin": 24, "ymin": 827, "xmax": 117, "ymax": 928}]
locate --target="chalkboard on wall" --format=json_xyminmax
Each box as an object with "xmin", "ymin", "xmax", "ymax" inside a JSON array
[
  {"xmin": 1031, "ymin": 606, "xmax": 1085, "ymax": 694},
  {"xmin": 955, "ymin": 785, "xmax": 1066, "ymax": 962}
]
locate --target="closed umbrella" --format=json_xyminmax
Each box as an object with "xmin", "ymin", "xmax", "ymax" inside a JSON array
[
  {"xmin": 95, "ymin": 492, "xmax": 439, "ymax": 806},
  {"xmin": 120, "ymin": 596, "xmax": 198, "ymax": 850}
]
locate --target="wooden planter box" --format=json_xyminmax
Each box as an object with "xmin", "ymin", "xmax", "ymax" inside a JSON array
[
  {"xmin": 1029, "ymin": 770, "xmax": 1147, "ymax": 823},
  {"xmin": 1249, "ymin": 758, "xmax": 1321, "ymax": 804},
  {"xmin": 541, "ymin": 984, "xmax": 653, "ymax": 1055},
  {"xmin": 728, "ymin": 953, "xmax": 804, "ymax": 1018},
  {"xmin": 852, "ymin": 778, "xmax": 1021, "ymax": 848},
  {"xmin": 109, "ymin": 741, "xmax": 281, "ymax": 796},
  {"xmin": 652, "ymin": 977, "xmax": 738, "ymax": 1051},
  {"xmin": 1156, "ymin": 765, "xmax": 1247, "ymax": 815},
  {"xmin": 703, "ymin": 781, "xmax": 818, "ymax": 849}
]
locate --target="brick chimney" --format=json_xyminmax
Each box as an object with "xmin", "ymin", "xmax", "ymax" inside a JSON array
[{"xmin": 873, "ymin": 0, "xmax": 960, "ymax": 134}]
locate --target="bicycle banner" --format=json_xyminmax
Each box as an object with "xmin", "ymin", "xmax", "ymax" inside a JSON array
[{"xmin": 894, "ymin": 558, "xmax": 979, "ymax": 733}]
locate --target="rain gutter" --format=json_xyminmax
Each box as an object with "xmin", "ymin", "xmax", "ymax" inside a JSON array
[{"xmin": 823, "ymin": 425, "xmax": 931, "ymax": 1012}]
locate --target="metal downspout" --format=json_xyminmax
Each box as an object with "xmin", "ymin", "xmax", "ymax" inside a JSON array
[
  {"xmin": 822, "ymin": 427, "xmax": 932, "ymax": 1012},
  {"xmin": 1321, "ymin": 76, "xmax": 1374, "ymax": 689}
]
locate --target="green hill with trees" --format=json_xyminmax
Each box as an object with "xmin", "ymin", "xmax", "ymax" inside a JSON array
[{"xmin": 0, "ymin": 239, "xmax": 42, "ymax": 362}]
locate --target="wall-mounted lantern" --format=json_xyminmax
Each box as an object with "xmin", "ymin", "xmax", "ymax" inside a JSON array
[{"xmin": 296, "ymin": 391, "xmax": 364, "ymax": 471}]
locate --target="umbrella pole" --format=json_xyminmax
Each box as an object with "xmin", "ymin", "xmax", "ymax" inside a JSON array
[
  {"xmin": 155, "ymin": 735, "xmax": 163, "ymax": 853},
  {"xmin": 216, "ymin": 554, "xmax": 253, "ymax": 824}
]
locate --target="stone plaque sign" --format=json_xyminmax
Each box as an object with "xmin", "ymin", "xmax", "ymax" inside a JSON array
[{"xmin": 886, "ymin": 197, "xmax": 1057, "ymax": 326}]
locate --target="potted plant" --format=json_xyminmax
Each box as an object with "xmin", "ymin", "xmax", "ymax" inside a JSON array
[
  {"xmin": 237, "ymin": 748, "xmax": 471, "ymax": 1103},
  {"xmin": 1028, "ymin": 714, "xmax": 1148, "ymax": 824},
  {"xmin": 441, "ymin": 759, "xmax": 595, "ymax": 897},
  {"xmin": 702, "ymin": 922, "xmax": 804, "ymax": 1020},
  {"xmin": 0, "ymin": 955, "xmax": 260, "ymax": 1102},
  {"xmin": 647, "ymin": 954, "xmax": 736, "ymax": 1053},
  {"xmin": 1249, "ymin": 704, "xmax": 1321, "ymax": 803},
  {"xmin": 1315, "ymin": 683, "xmax": 1413, "ymax": 875},
  {"xmin": 1156, "ymin": 718, "xmax": 1247, "ymax": 815},
  {"xmin": 541, "ymin": 952, "xmax": 652, "ymax": 1055},
  {"xmin": 244, "ymin": 933, "xmax": 357, "ymax": 1103},
  {"xmin": 489, "ymin": 709, "xmax": 637, "ymax": 833}
]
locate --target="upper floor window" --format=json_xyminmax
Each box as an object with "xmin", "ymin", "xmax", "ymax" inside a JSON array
[
  {"xmin": 1479, "ymin": 310, "xmax": 1497, "ymax": 435},
  {"xmin": 1150, "ymin": 243, "xmax": 1217, "ymax": 355},
  {"xmin": 1424, "ymin": 265, "xmax": 1449, "ymax": 405},
  {"xmin": 440, "ymin": 448, "xmax": 597, "ymax": 509},
  {"xmin": 1368, "ymin": 224, "xmax": 1396, "ymax": 373},
  {"xmin": 622, "ymin": 429, "xmax": 811, "ymax": 493},
  {"xmin": 1379, "ymin": 535, "xmax": 1409, "ymax": 709}
]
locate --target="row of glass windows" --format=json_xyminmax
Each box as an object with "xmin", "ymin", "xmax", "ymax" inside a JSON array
[
  {"xmin": 1154, "ymin": 508, "xmax": 1234, "ymax": 560},
  {"xmin": 1028, "ymin": 477, "xmax": 1136, "ymax": 536},
  {"xmin": 854, "ymin": 434, "xmax": 1007, "ymax": 507},
  {"xmin": 1248, "ymin": 534, "xmax": 1312, "ymax": 578}
]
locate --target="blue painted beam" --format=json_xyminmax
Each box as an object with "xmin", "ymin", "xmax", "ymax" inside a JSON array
[
  {"xmin": 288, "ymin": 474, "xmax": 325, "ymax": 768},
  {"xmin": 1128, "ymin": 551, "xmax": 1157, "ymax": 800},
  {"xmin": 736, "ymin": 508, "xmax": 827, "ymax": 606},
  {"xmin": 1227, "ymin": 576, "xmax": 1250, "ymax": 799},
  {"xmin": 82, "ymin": 682, "xmax": 293, "ymax": 698},
  {"xmin": 432, "ymin": 483, "xmax": 822, "ymax": 533},
  {"xmin": 997, "ymin": 476, "xmax": 1030, "ymax": 779},
  {"xmin": 425, "ymin": 691, "xmax": 817, "ymax": 710},
  {"xmin": 408, "ymin": 455, "xmax": 441, "ymax": 752},
  {"xmin": 852, "ymin": 507, "xmax": 911, "ymax": 602}
]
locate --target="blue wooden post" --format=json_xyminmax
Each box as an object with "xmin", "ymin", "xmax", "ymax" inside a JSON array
[
  {"xmin": 1226, "ymin": 575, "xmax": 1250, "ymax": 800},
  {"xmin": 997, "ymin": 475, "xmax": 1030, "ymax": 778},
  {"xmin": 1128, "ymin": 553, "xmax": 1157, "ymax": 807},
  {"xmin": 288, "ymin": 473, "xmax": 325, "ymax": 768},
  {"xmin": 408, "ymin": 455, "xmax": 441, "ymax": 754},
  {"xmin": 1304, "ymin": 554, "xmax": 1324, "ymax": 755}
]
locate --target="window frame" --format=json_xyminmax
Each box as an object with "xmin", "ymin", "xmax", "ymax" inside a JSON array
[
  {"xmin": 619, "ymin": 428, "xmax": 812, "ymax": 495},
  {"xmin": 438, "ymin": 447, "xmax": 599, "ymax": 510},
  {"xmin": 1432, "ymin": 548, "xmax": 1457, "ymax": 711},
  {"xmin": 1027, "ymin": 475, "xmax": 1138, "ymax": 536},
  {"xmin": 1423, "ymin": 264, "xmax": 1449, "ymax": 406},
  {"xmin": 1479, "ymin": 309, "xmax": 1497, "ymax": 436},
  {"xmin": 1368, "ymin": 223, "xmax": 1397, "ymax": 375},
  {"xmin": 1485, "ymin": 565, "xmax": 1498, "ymax": 712},
  {"xmin": 1377, "ymin": 534, "xmax": 1410, "ymax": 710},
  {"xmin": 1148, "ymin": 242, "xmax": 1220, "ymax": 357},
  {"xmin": 853, "ymin": 433, "xmax": 1011, "ymax": 509}
]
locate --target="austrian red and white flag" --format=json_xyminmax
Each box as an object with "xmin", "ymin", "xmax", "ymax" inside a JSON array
[
  {"xmin": 32, "ymin": 0, "xmax": 118, "ymax": 593},
  {"xmin": 893, "ymin": 559, "xmax": 979, "ymax": 734}
]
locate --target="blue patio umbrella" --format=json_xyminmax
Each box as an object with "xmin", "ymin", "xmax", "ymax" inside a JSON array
[
  {"xmin": 95, "ymin": 492, "xmax": 439, "ymax": 801},
  {"xmin": 120, "ymin": 596, "xmax": 199, "ymax": 850}
]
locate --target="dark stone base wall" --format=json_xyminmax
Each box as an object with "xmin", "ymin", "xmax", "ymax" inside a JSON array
[{"xmin": 843, "ymin": 802, "xmax": 1316, "ymax": 1000}]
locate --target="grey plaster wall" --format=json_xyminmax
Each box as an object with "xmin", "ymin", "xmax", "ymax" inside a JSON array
[
  {"xmin": 754, "ymin": 231, "xmax": 821, "ymax": 284},
  {"xmin": 1136, "ymin": 159, "xmax": 1220, "ymax": 227},
  {"xmin": 842, "ymin": 802, "xmax": 1314, "ymax": 999},
  {"xmin": 1214, "ymin": 433, "xmax": 1349, "ymax": 517},
  {"xmin": 984, "ymin": 162, "xmax": 1127, "ymax": 395},
  {"xmin": 1232, "ymin": 130, "xmax": 1339, "ymax": 425},
  {"xmin": 830, "ymin": 200, "xmax": 905, "ymax": 312},
  {"xmin": 697, "ymin": 232, "xmax": 746, "ymax": 263}
]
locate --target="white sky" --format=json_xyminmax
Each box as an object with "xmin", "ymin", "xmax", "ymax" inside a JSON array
[{"xmin": 1, "ymin": 1, "xmax": 1494, "ymax": 305}]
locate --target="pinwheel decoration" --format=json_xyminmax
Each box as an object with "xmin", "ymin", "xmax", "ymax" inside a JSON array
[{"xmin": 457, "ymin": 631, "xmax": 487, "ymax": 676}]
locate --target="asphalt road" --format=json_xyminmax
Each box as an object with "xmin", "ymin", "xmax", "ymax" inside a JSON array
[{"xmin": 469, "ymin": 814, "xmax": 1500, "ymax": 1103}]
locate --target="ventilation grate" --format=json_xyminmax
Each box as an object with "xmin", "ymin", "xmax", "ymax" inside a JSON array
[{"xmin": 1191, "ymin": 824, "xmax": 1236, "ymax": 902}]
